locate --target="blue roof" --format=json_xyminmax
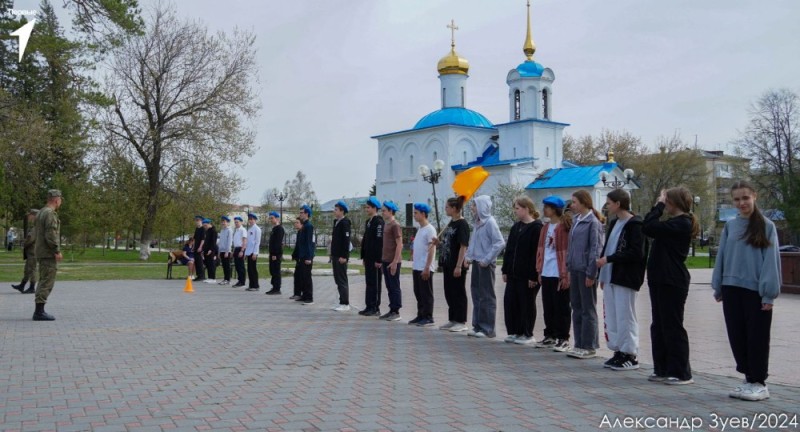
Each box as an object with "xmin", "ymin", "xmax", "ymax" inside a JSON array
[
  {"xmin": 414, "ymin": 107, "xmax": 494, "ymax": 130},
  {"xmin": 516, "ymin": 60, "xmax": 544, "ymax": 77},
  {"xmin": 451, "ymin": 144, "xmax": 535, "ymax": 171},
  {"xmin": 526, "ymin": 162, "xmax": 617, "ymax": 190}
]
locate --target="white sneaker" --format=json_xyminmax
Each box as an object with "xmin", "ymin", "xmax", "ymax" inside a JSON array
[
  {"xmin": 514, "ymin": 336, "xmax": 536, "ymax": 345},
  {"xmin": 473, "ymin": 331, "xmax": 487, "ymax": 338},
  {"xmin": 204, "ymin": 279, "xmax": 217, "ymax": 284},
  {"xmin": 449, "ymin": 323, "xmax": 469, "ymax": 332},
  {"xmin": 330, "ymin": 303, "xmax": 340, "ymax": 310},
  {"xmin": 739, "ymin": 383, "xmax": 769, "ymax": 401},
  {"xmin": 439, "ymin": 321, "xmax": 456, "ymax": 330},
  {"xmin": 504, "ymin": 335, "xmax": 519, "ymax": 343},
  {"xmin": 333, "ymin": 304, "xmax": 350, "ymax": 312},
  {"xmin": 729, "ymin": 380, "xmax": 748, "ymax": 399},
  {"xmin": 467, "ymin": 330, "xmax": 477, "ymax": 337}
]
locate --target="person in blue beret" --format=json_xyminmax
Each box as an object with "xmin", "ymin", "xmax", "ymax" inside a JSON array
[
  {"xmin": 202, "ymin": 218, "xmax": 218, "ymax": 283},
  {"xmin": 217, "ymin": 216, "xmax": 233, "ymax": 285},
  {"xmin": 192, "ymin": 216, "xmax": 206, "ymax": 281},
  {"xmin": 244, "ymin": 213, "xmax": 261, "ymax": 291},
  {"xmin": 359, "ymin": 197, "xmax": 385, "ymax": 316},
  {"xmin": 379, "ymin": 200, "xmax": 403, "ymax": 321},
  {"xmin": 265, "ymin": 211, "xmax": 285, "ymax": 295},
  {"xmin": 232, "ymin": 216, "xmax": 247, "ymax": 287},
  {"xmin": 295, "ymin": 205, "xmax": 316, "ymax": 304},
  {"xmin": 410, "ymin": 203, "xmax": 437, "ymax": 327},
  {"xmin": 330, "ymin": 201, "xmax": 352, "ymax": 311}
]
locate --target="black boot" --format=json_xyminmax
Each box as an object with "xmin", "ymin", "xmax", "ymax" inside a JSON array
[
  {"xmin": 32, "ymin": 303, "xmax": 55, "ymax": 321},
  {"xmin": 23, "ymin": 282, "xmax": 36, "ymax": 294},
  {"xmin": 11, "ymin": 280, "xmax": 26, "ymax": 293}
]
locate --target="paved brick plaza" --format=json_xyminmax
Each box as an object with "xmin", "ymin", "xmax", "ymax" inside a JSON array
[{"xmin": 1, "ymin": 270, "xmax": 798, "ymax": 431}]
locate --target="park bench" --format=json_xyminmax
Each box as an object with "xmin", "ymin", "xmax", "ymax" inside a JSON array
[{"xmin": 166, "ymin": 251, "xmax": 188, "ymax": 279}]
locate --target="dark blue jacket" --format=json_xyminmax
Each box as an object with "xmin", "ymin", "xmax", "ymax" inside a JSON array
[{"xmin": 295, "ymin": 220, "xmax": 315, "ymax": 260}]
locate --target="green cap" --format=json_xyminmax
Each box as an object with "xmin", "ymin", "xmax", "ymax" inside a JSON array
[{"xmin": 47, "ymin": 189, "xmax": 62, "ymax": 198}]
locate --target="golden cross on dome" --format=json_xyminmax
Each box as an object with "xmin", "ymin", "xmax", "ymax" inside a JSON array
[{"xmin": 447, "ymin": 19, "xmax": 459, "ymax": 50}]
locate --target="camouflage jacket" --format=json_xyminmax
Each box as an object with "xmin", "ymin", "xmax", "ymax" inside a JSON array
[{"xmin": 34, "ymin": 207, "xmax": 60, "ymax": 258}]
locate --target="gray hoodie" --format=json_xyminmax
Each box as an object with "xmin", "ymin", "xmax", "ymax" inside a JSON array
[
  {"xmin": 465, "ymin": 195, "xmax": 506, "ymax": 266},
  {"xmin": 566, "ymin": 210, "xmax": 604, "ymax": 278}
]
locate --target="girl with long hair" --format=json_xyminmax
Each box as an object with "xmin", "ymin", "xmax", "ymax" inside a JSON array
[
  {"xmin": 642, "ymin": 187, "xmax": 698, "ymax": 385},
  {"xmin": 712, "ymin": 180, "xmax": 781, "ymax": 401},
  {"xmin": 564, "ymin": 190, "xmax": 605, "ymax": 359},
  {"xmin": 436, "ymin": 196, "xmax": 471, "ymax": 332}
]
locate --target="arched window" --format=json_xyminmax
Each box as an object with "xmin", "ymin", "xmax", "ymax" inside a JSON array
[
  {"xmin": 462, "ymin": 151, "xmax": 467, "ymax": 165},
  {"xmin": 442, "ymin": 88, "xmax": 446, "ymax": 108},
  {"xmin": 546, "ymin": 147, "xmax": 549, "ymax": 158},
  {"xmin": 513, "ymin": 147, "xmax": 517, "ymax": 158},
  {"xmin": 461, "ymin": 86, "xmax": 465, "ymax": 107},
  {"xmin": 409, "ymin": 155, "xmax": 414, "ymax": 176},
  {"xmin": 542, "ymin": 89, "xmax": 549, "ymax": 119},
  {"xmin": 389, "ymin": 157, "xmax": 394, "ymax": 178},
  {"xmin": 433, "ymin": 151, "xmax": 438, "ymax": 161},
  {"xmin": 514, "ymin": 89, "xmax": 521, "ymax": 120}
]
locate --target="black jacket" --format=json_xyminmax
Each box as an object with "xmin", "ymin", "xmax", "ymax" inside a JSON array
[
  {"xmin": 360, "ymin": 215, "xmax": 384, "ymax": 263},
  {"xmin": 269, "ymin": 225, "xmax": 285, "ymax": 260},
  {"xmin": 331, "ymin": 217, "xmax": 352, "ymax": 259},
  {"xmin": 204, "ymin": 226, "xmax": 218, "ymax": 255},
  {"xmin": 193, "ymin": 226, "xmax": 205, "ymax": 252},
  {"xmin": 502, "ymin": 220, "xmax": 543, "ymax": 281},
  {"xmin": 601, "ymin": 215, "xmax": 647, "ymax": 291},
  {"xmin": 642, "ymin": 202, "xmax": 692, "ymax": 287}
]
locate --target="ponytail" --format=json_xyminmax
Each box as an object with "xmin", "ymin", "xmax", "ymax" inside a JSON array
[
  {"xmin": 447, "ymin": 195, "xmax": 466, "ymax": 212},
  {"xmin": 591, "ymin": 208, "xmax": 606, "ymax": 224}
]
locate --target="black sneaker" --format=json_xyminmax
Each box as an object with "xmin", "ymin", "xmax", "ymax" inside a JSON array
[
  {"xmin": 610, "ymin": 353, "xmax": 640, "ymax": 371},
  {"xmin": 604, "ymin": 351, "xmax": 623, "ymax": 368},
  {"xmin": 416, "ymin": 318, "xmax": 435, "ymax": 327},
  {"xmin": 365, "ymin": 309, "xmax": 381, "ymax": 317},
  {"xmin": 379, "ymin": 311, "xmax": 401, "ymax": 321},
  {"xmin": 32, "ymin": 311, "xmax": 55, "ymax": 321},
  {"xmin": 265, "ymin": 290, "xmax": 281, "ymax": 295},
  {"xmin": 232, "ymin": 283, "xmax": 245, "ymax": 288},
  {"xmin": 536, "ymin": 336, "xmax": 557, "ymax": 348},
  {"xmin": 358, "ymin": 308, "xmax": 372, "ymax": 316},
  {"xmin": 11, "ymin": 283, "xmax": 24, "ymax": 293},
  {"xmin": 408, "ymin": 317, "xmax": 422, "ymax": 325},
  {"xmin": 245, "ymin": 287, "xmax": 259, "ymax": 291}
]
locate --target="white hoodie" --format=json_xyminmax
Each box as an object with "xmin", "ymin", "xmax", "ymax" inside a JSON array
[{"xmin": 465, "ymin": 195, "xmax": 506, "ymax": 266}]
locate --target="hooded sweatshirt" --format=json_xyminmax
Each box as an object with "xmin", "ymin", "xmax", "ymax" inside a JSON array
[{"xmin": 465, "ymin": 195, "xmax": 506, "ymax": 266}]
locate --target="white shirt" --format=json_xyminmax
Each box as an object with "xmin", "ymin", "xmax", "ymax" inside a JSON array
[
  {"xmin": 542, "ymin": 223, "xmax": 559, "ymax": 278},
  {"xmin": 412, "ymin": 224, "xmax": 437, "ymax": 272},
  {"xmin": 233, "ymin": 226, "xmax": 246, "ymax": 248},
  {"xmin": 244, "ymin": 224, "xmax": 261, "ymax": 256}
]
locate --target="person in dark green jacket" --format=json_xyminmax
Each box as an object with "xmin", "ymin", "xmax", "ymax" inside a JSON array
[{"xmin": 33, "ymin": 190, "xmax": 63, "ymax": 321}]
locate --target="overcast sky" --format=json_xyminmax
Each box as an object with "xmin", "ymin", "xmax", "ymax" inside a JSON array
[{"xmin": 12, "ymin": 0, "xmax": 800, "ymax": 205}]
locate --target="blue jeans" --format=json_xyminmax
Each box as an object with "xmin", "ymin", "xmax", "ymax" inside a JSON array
[
  {"xmin": 382, "ymin": 262, "xmax": 402, "ymax": 312},
  {"xmin": 470, "ymin": 261, "xmax": 497, "ymax": 337}
]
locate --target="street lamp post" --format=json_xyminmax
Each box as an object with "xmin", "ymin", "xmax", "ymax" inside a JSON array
[
  {"xmin": 274, "ymin": 192, "xmax": 286, "ymax": 220},
  {"xmin": 418, "ymin": 159, "xmax": 445, "ymax": 232},
  {"xmin": 598, "ymin": 168, "xmax": 635, "ymax": 189}
]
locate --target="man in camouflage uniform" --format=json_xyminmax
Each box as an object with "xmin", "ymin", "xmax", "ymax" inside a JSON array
[
  {"xmin": 33, "ymin": 189, "xmax": 63, "ymax": 321},
  {"xmin": 12, "ymin": 209, "xmax": 39, "ymax": 294}
]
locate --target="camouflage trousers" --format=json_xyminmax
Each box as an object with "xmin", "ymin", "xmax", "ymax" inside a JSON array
[
  {"xmin": 23, "ymin": 255, "xmax": 37, "ymax": 283},
  {"xmin": 35, "ymin": 258, "xmax": 57, "ymax": 304}
]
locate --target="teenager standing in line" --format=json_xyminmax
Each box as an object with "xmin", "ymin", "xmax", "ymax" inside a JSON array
[
  {"xmin": 535, "ymin": 196, "xmax": 572, "ymax": 352},
  {"xmin": 435, "ymin": 196, "xmax": 470, "ymax": 333},
  {"xmin": 465, "ymin": 195, "xmax": 505, "ymax": 339},
  {"xmin": 712, "ymin": 180, "xmax": 781, "ymax": 401}
]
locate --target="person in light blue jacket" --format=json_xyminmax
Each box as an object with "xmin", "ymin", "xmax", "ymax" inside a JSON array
[
  {"xmin": 465, "ymin": 195, "xmax": 506, "ymax": 338},
  {"xmin": 712, "ymin": 180, "xmax": 781, "ymax": 402}
]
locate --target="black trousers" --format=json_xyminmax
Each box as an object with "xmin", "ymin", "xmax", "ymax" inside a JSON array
[
  {"xmin": 194, "ymin": 248, "xmax": 205, "ymax": 279},
  {"xmin": 220, "ymin": 252, "xmax": 232, "ymax": 281},
  {"xmin": 504, "ymin": 277, "xmax": 540, "ymax": 338},
  {"xmin": 412, "ymin": 270, "xmax": 434, "ymax": 319},
  {"xmin": 332, "ymin": 258, "xmax": 349, "ymax": 305},
  {"xmin": 246, "ymin": 254, "xmax": 259, "ymax": 288},
  {"xmin": 297, "ymin": 260, "xmax": 313, "ymax": 301},
  {"xmin": 649, "ymin": 281, "xmax": 692, "ymax": 380},
  {"xmin": 541, "ymin": 276, "xmax": 572, "ymax": 340},
  {"xmin": 722, "ymin": 285, "xmax": 772, "ymax": 384},
  {"xmin": 233, "ymin": 247, "xmax": 245, "ymax": 284},
  {"xmin": 364, "ymin": 260, "xmax": 382, "ymax": 311},
  {"xmin": 442, "ymin": 265, "xmax": 468, "ymax": 323},
  {"xmin": 269, "ymin": 257, "xmax": 281, "ymax": 290},
  {"xmin": 204, "ymin": 252, "xmax": 217, "ymax": 279}
]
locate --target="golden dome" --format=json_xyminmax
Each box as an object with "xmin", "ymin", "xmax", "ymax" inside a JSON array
[{"xmin": 437, "ymin": 48, "xmax": 469, "ymax": 75}]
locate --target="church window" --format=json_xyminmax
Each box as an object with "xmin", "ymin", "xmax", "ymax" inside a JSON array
[
  {"xmin": 433, "ymin": 151, "xmax": 438, "ymax": 161},
  {"xmin": 513, "ymin": 147, "xmax": 517, "ymax": 158},
  {"xmin": 462, "ymin": 151, "xmax": 467, "ymax": 165},
  {"xmin": 442, "ymin": 88, "xmax": 446, "ymax": 108},
  {"xmin": 461, "ymin": 87, "xmax": 465, "ymax": 107},
  {"xmin": 389, "ymin": 157, "xmax": 394, "ymax": 178},
  {"xmin": 546, "ymin": 147, "xmax": 549, "ymax": 158},
  {"xmin": 542, "ymin": 89, "xmax": 549, "ymax": 119},
  {"xmin": 514, "ymin": 90, "xmax": 521, "ymax": 120},
  {"xmin": 409, "ymin": 155, "xmax": 414, "ymax": 176}
]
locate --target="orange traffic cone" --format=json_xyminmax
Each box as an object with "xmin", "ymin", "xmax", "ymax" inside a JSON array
[{"xmin": 183, "ymin": 276, "xmax": 194, "ymax": 293}]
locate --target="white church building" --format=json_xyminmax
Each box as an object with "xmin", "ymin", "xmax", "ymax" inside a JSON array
[{"xmin": 372, "ymin": 3, "xmax": 635, "ymax": 222}]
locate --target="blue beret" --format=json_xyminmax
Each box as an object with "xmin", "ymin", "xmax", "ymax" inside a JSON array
[
  {"xmin": 300, "ymin": 204, "xmax": 313, "ymax": 217},
  {"xmin": 268, "ymin": 211, "xmax": 280, "ymax": 219},
  {"xmin": 194, "ymin": 215, "xmax": 203, "ymax": 220},
  {"xmin": 335, "ymin": 200, "xmax": 349, "ymax": 213},
  {"xmin": 247, "ymin": 213, "xmax": 258, "ymax": 220},
  {"xmin": 382, "ymin": 200, "xmax": 398, "ymax": 213},
  {"xmin": 233, "ymin": 216, "xmax": 243, "ymax": 222},
  {"xmin": 413, "ymin": 202, "xmax": 431, "ymax": 215},
  {"xmin": 543, "ymin": 196, "xmax": 566, "ymax": 209},
  {"xmin": 202, "ymin": 218, "xmax": 212, "ymax": 224},
  {"xmin": 366, "ymin": 196, "xmax": 381, "ymax": 209},
  {"xmin": 221, "ymin": 216, "xmax": 231, "ymax": 222}
]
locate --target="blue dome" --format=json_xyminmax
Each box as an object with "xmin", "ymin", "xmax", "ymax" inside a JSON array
[
  {"xmin": 516, "ymin": 60, "xmax": 544, "ymax": 77},
  {"xmin": 413, "ymin": 107, "xmax": 494, "ymax": 130}
]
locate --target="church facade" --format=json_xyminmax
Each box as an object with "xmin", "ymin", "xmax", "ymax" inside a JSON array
[{"xmin": 372, "ymin": 4, "xmax": 635, "ymax": 221}]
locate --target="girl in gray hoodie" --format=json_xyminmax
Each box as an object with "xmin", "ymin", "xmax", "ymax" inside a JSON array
[{"xmin": 465, "ymin": 195, "xmax": 506, "ymax": 338}]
